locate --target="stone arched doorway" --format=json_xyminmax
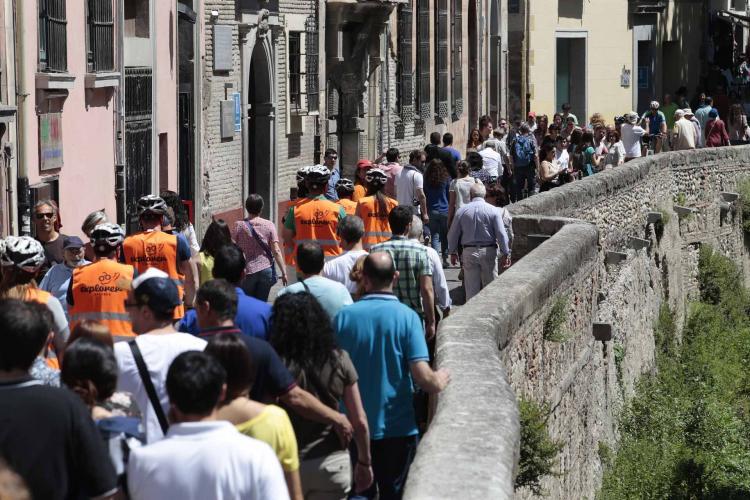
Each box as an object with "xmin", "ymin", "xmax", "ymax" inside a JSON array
[{"xmin": 247, "ymin": 39, "xmax": 275, "ymax": 218}]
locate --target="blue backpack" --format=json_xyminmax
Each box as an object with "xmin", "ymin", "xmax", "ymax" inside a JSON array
[{"xmin": 513, "ymin": 135, "xmax": 535, "ymax": 166}]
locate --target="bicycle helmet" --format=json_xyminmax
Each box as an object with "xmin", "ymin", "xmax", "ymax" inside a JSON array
[
  {"xmin": 335, "ymin": 178, "xmax": 355, "ymax": 193},
  {"xmin": 306, "ymin": 165, "xmax": 332, "ymax": 185},
  {"xmin": 91, "ymin": 223, "xmax": 125, "ymax": 248},
  {"xmin": 296, "ymin": 166, "xmax": 312, "ymax": 184},
  {"xmin": 1, "ymin": 236, "xmax": 45, "ymax": 272},
  {"xmin": 136, "ymin": 195, "xmax": 168, "ymax": 217},
  {"xmin": 365, "ymin": 168, "xmax": 388, "ymax": 186}
]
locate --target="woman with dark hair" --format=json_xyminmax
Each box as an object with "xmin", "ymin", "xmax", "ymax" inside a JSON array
[
  {"xmin": 355, "ymin": 168, "xmax": 398, "ymax": 250},
  {"xmin": 270, "ymin": 292, "xmax": 372, "ymax": 499},
  {"xmin": 705, "ymin": 109, "xmax": 730, "ymax": 147},
  {"xmin": 534, "ymin": 114, "xmax": 549, "ymax": 146},
  {"xmin": 466, "ymin": 128, "xmax": 482, "ymax": 151},
  {"xmin": 208, "ymin": 333, "xmax": 303, "ymax": 500},
  {"xmin": 567, "ymin": 128, "xmax": 584, "ymax": 177},
  {"xmin": 448, "ymin": 160, "xmax": 481, "ymax": 228},
  {"xmin": 423, "ymin": 159, "xmax": 451, "ymax": 266},
  {"xmin": 61, "ymin": 337, "xmax": 143, "ymax": 489},
  {"xmin": 579, "ymin": 131, "xmax": 601, "ymax": 176},
  {"xmin": 159, "ymin": 190, "xmax": 199, "ymax": 255},
  {"xmin": 552, "ymin": 113, "xmax": 563, "ymax": 129},
  {"xmin": 727, "ymin": 103, "xmax": 750, "ymax": 142},
  {"xmin": 198, "ymin": 218, "xmax": 233, "ymax": 286},
  {"xmin": 538, "ymin": 143, "xmax": 561, "ymax": 191}
]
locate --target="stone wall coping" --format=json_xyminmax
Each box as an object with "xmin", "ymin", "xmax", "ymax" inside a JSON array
[{"xmin": 404, "ymin": 221, "xmax": 599, "ymax": 500}]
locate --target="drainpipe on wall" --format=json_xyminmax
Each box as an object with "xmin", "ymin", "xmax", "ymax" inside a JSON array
[
  {"xmin": 13, "ymin": 0, "xmax": 30, "ymax": 235},
  {"xmin": 524, "ymin": 0, "xmax": 530, "ymax": 116},
  {"xmin": 384, "ymin": 20, "xmax": 390, "ymax": 151},
  {"xmin": 114, "ymin": 0, "xmax": 126, "ymax": 225}
]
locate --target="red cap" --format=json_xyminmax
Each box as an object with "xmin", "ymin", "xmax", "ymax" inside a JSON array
[
  {"xmin": 356, "ymin": 160, "xmax": 373, "ymax": 169},
  {"xmin": 528, "ymin": 111, "xmax": 536, "ymax": 118}
]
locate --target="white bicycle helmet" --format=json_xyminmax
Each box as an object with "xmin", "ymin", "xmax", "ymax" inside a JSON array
[
  {"xmin": 136, "ymin": 195, "xmax": 168, "ymax": 217},
  {"xmin": 335, "ymin": 178, "xmax": 355, "ymax": 193},
  {"xmin": 306, "ymin": 165, "xmax": 332, "ymax": 184},
  {"xmin": 365, "ymin": 168, "xmax": 388, "ymax": 186},
  {"xmin": 1, "ymin": 236, "xmax": 45, "ymax": 272},
  {"xmin": 91, "ymin": 223, "xmax": 125, "ymax": 248},
  {"xmin": 296, "ymin": 166, "xmax": 312, "ymax": 184}
]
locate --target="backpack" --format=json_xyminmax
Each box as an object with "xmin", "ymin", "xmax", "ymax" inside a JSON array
[{"xmin": 513, "ymin": 134, "xmax": 535, "ymax": 166}]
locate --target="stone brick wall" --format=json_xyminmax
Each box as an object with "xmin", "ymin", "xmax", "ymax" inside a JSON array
[{"xmin": 405, "ymin": 146, "xmax": 750, "ymax": 500}]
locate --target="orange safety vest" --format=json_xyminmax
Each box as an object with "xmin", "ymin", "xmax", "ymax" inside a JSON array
[
  {"xmin": 24, "ymin": 288, "xmax": 59, "ymax": 369},
  {"xmin": 356, "ymin": 195, "xmax": 399, "ymax": 250},
  {"xmin": 122, "ymin": 230, "xmax": 185, "ymax": 319},
  {"xmin": 293, "ymin": 196, "xmax": 343, "ymax": 260},
  {"xmin": 69, "ymin": 260, "xmax": 135, "ymax": 338},
  {"xmin": 352, "ymin": 184, "xmax": 366, "ymax": 202},
  {"xmin": 337, "ymin": 198, "xmax": 357, "ymax": 216},
  {"xmin": 282, "ymin": 199, "xmax": 300, "ymax": 267}
]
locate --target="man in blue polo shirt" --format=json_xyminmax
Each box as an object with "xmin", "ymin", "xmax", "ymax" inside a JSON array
[
  {"xmin": 179, "ymin": 245, "xmax": 271, "ymax": 339},
  {"xmin": 334, "ymin": 252, "xmax": 450, "ymax": 499}
]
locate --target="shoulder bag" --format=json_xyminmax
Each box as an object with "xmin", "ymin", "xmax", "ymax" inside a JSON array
[
  {"xmin": 245, "ymin": 221, "xmax": 278, "ymax": 282},
  {"xmin": 128, "ymin": 340, "xmax": 169, "ymax": 436}
]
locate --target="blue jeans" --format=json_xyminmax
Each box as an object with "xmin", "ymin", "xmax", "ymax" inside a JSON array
[
  {"xmin": 240, "ymin": 267, "xmax": 275, "ymax": 302},
  {"xmin": 428, "ymin": 211, "xmax": 448, "ymax": 259},
  {"xmin": 512, "ymin": 164, "xmax": 536, "ymax": 202},
  {"xmin": 349, "ymin": 435, "xmax": 418, "ymax": 500}
]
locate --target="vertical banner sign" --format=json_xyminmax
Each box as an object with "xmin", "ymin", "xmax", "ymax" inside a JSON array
[
  {"xmin": 39, "ymin": 113, "xmax": 64, "ymax": 171},
  {"xmin": 233, "ymin": 93, "xmax": 242, "ymax": 132}
]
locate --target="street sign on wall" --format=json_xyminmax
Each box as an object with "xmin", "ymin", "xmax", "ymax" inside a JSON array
[
  {"xmin": 233, "ymin": 92, "xmax": 241, "ymax": 132},
  {"xmin": 39, "ymin": 113, "xmax": 63, "ymax": 171}
]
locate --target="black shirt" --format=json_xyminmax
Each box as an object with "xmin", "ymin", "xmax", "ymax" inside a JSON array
[
  {"xmin": 38, "ymin": 234, "xmax": 68, "ymax": 280},
  {"xmin": 0, "ymin": 378, "xmax": 117, "ymax": 500},
  {"xmin": 424, "ymin": 144, "xmax": 457, "ymax": 178},
  {"xmin": 198, "ymin": 327, "xmax": 297, "ymax": 402}
]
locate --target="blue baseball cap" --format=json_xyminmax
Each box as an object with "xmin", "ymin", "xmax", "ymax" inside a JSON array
[
  {"xmin": 63, "ymin": 236, "xmax": 84, "ymax": 250},
  {"xmin": 131, "ymin": 268, "xmax": 181, "ymax": 314}
]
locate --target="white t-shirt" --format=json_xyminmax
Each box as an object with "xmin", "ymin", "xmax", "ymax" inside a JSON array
[
  {"xmin": 478, "ymin": 148, "xmax": 502, "ymax": 177},
  {"xmin": 423, "ymin": 244, "xmax": 451, "ymax": 310},
  {"xmin": 395, "ymin": 166, "xmax": 424, "ymax": 213},
  {"xmin": 128, "ymin": 421, "xmax": 289, "ymax": 500},
  {"xmin": 621, "ymin": 123, "xmax": 645, "ymax": 158},
  {"xmin": 604, "ymin": 141, "xmax": 626, "ymax": 166},
  {"xmin": 450, "ymin": 176, "xmax": 481, "ymax": 212},
  {"xmin": 115, "ymin": 332, "xmax": 207, "ymax": 443},
  {"xmin": 554, "ymin": 148, "xmax": 569, "ymax": 171},
  {"xmin": 322, "ymin": 249, "xmax": 369, "ymax": 294}
]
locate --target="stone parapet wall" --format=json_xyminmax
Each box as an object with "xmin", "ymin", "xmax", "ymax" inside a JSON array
[{"xmin": 405, "ymin": 146, "xmax": 750, "ymax": 499}]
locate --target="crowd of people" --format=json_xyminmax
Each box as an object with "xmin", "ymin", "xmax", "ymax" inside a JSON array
[{"xmin": 1, "ymin": 84, "xmax": 744, "ymax": 499}]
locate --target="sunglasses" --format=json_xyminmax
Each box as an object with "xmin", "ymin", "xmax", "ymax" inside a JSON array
[{"xmin": 35, "ymin": 212, "xmax": 55, "ymax": 220}]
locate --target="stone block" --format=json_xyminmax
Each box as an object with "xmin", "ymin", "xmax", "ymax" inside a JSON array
[
  {"xmin": 721, "ymin": 191, "xmax": 739, "ymax": 203},
  {"xmin": 592, "ymin": 323, "xmax": 612, "ymax": 342},
  {"xmin": 605, "ymin": 251, "xmax": 627, "ymax": 266},
  {"xmin": 674, "ymin": 205, "xmax": 696, "ymax": 218},
  {"xmin": 628, "ymin": 236, "xmax": 651, "ymax": 251},
  {"xmin": 647, "ymin": 211, "xmax": 662, "ymax": 224},
  {"xmin": 526, "ymin": 233, "xmax": 551, "ymax": 250}
]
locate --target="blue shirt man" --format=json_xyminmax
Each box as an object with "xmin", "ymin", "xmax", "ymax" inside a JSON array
[
  {"xmin": 334, "ymin": 252, "xmax": 449, "ymax": 498},
  {"xmin": 278, "ymin": 276, "xmax": 352, "ymax": 322},
  {"xmin": 39, "ymin": 236, "xmax": 90, "ymax": 319},
  {"xmin": 323, "ymin": 148, "xmax": 340, "ymax": 201},
  {"xmin": 178, "ymin": 287, "xmax": 270, "ymax": 339}
]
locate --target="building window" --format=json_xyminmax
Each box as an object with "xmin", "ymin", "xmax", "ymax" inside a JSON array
[
  {"xmin": 508, "ymin": 0, "xmax": 520, "ymax": 14},
  {"xmin": 396, "ymin": 2, "xmax": 414, "ymax": 115},
  {"xmin": 451, "ymin": 0, "xmax": 463, "ymax": 116},
  {"xmin": 289, "ymin": 32, "xmax": 303, "ymax": 113},
  {"xmin": 416, "ymin": 0, "xmax": 430, "ymax": 118},
  {"xmin": 435, "ymin": 0, "xmax": 449, "ymax": 118},
  {"xmin": 305, "ymin": 16, "xmax": 319, "ymax": 114},
  {"xmin": 39, "ymin": 0, "xmax": 68, "ymax": 72},
  {"xmin": 87, "ymin": 0, "xmax": 115, "ymax": 72}
]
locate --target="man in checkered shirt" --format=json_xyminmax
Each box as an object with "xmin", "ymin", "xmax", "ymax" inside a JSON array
[{"xmin": 371, "ymin": 205, "xmax": 436, "ymax": 339}]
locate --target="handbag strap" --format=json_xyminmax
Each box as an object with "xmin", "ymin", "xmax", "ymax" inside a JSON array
[
  {"xmin": 245, "ymin": 220, "xmax": 277, "ymax": 280},
  {"xmin": 128, "ymin": 340, "xmax": 169, "ymax": 436}
]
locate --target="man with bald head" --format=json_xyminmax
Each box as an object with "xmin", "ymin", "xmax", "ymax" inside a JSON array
[{"xmin": 334, "ymin": 252, "xmax": 450, "ymax": 499}]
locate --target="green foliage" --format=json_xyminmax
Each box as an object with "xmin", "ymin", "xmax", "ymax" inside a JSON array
[
  {"xmin": 737, "ymin": 178, "xmax": 750, "ymax": 233},
  {"xmin": 515, "ymin": 397, "xmax": 564, "ymax": 495},
  {"xmin": 598, "ymin": 442, "xmax": 614, "ymax": 469},
  {"xmin": 599, "ymin": 246, "xmax": 750, "ymax": 499},
  {"xmin": 674, "ymin": 192, "xmax": 687, "ymax": 206},
  {"xmin": 657, "ymin": 207, "xmax": 671, "ymax": 227},
  {"xmin": 543, "ymin": 297, "xmax": 569, "ymax": 342}
]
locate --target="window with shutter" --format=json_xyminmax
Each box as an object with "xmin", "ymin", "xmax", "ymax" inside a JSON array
[
  {"xmin": 87, "ymin": 0, "xmax": 115, "ymax": 72},
  {"xmin": 397, "ymin": 2, "xmax": 414, "ymax": 119},
  {"xmin": 435, "ymin": 0, "xmax": 449, "ymax": 118},
  {"xmin": 39, "ymin": 0, "xmax": 68, "ymax": 72},
  {"xmin": 416, "ymin": 0, "xmax": 430, "ymax": 119},
  {"xmin": 305, "ymin": 15, "xmax": 319, "ymax": 114},
  {"xmin": 452, "ymin": 0, "xmax": 463, "ymax": 117}
]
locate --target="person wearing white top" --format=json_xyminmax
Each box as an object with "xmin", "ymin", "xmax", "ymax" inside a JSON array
[
  {"xmin": 409, "ymin": 216, "xmax": 451, "ymax": 314},
  {"xmin": 478, "ymin": 141, "xmax": 502, "ymax": 178},
  {"xmin": 114, "ymin": 268, "xmax": 207, "ymax": 443},
  {"xmin": 323, "ymin": 215, "xmax": 369, "ymax": 294},
  {"xmin": 127, "ymin": 351, "xmax": 289, "ymax": 500},
  {"xmin": 395, "ymin": 150, "xmax": 427, "ymax": 219},
  {"xmin": 448, "ymin": 161, "xmax": 482, "ymax": 228},
  {"xmin": 553, "ymin": 137, "xmax": 570, "ymax": 171},
  {"xmin": 620, "ymin": 112, "xmax": 646, "ymax": 160}
]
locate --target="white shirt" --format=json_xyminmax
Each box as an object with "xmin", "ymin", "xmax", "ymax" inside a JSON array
[
  {"xmin": 115, "ymin": 333, "xmax": 207, "ymax": 443},
  {"xmin": 422, "ymin": 244, "xmax": 451, "ymax": 310},
  {"xmin": 620, "ymin": 123, "xmax": 645, "ymax": 158},
  {"xmin": 478, "ymin": 148, "xmax": 502, "ymax": 177},
  {"xmin": 604, "ymin": 141, "xmax": 626, "ymax": 167},
  {"xmin": 450, "ymin": 177, "xmax": 481, "ymax": 212},
  {"xmin": 554, "ymin": 148, "xmax": 569, "ymax": 171},
  {"xmin": 323, "ymin": 249, "xmax": 369, "ymax": 294},
  {"xmin": 395, "ymin": 166, "xmax": 424, "ymax": 213},
  {"xmin": 127, "ymin": 421, "xmax": 289, "ymax": 500}
]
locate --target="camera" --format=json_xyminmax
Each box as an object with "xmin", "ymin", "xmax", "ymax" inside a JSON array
[{"xmin": 614, "ymin": 115, "xmax": 625, "ymax": 125}]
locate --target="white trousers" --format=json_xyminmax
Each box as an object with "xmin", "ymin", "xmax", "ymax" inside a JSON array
[{"xmin": 462, "ymin": 246, "xmax": 498, "ymax": 301}]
